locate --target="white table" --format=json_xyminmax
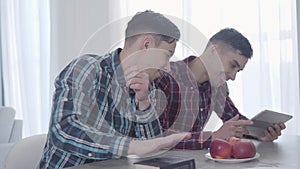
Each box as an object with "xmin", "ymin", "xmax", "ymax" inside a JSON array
[{"xmin": 68, "ymin": 135, "xmax": 300, "ymax": 169}]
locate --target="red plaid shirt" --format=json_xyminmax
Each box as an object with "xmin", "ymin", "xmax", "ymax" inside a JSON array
[{"xmin": 154, "ymin": 56, "xmax": 248, "ymax": 150}]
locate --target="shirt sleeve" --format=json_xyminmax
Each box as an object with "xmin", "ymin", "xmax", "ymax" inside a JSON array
[
  {"xmin": 174, "ymin": 131, "xmax": 212, "ymax": 150},
  {"xmin": 173, "ymin": 83, "xmax": 250, "ymax": 150},
  {"xmin": 175, "ymin": 83, "xmax": 251, "ymax": 150},
  {"xmin": 214, "ymin": 83, "xmax": 248, "ymax": 122},
  {"xmin": 49, "ymin": 55, "xmax": 132, "ymax": 160},
  {"xmin": 133, "ymin": 85, "xmax": 166, "ymax": 139}
]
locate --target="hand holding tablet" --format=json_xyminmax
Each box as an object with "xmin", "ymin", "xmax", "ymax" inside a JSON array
[{"xmin": 244, "ymin": 109, "xmax": 293, "ymax": 138}]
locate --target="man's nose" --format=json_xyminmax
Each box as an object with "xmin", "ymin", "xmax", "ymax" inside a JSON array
[{"xmin": 229, "ymin": 71, "xmax": 237, "ymax": 81}]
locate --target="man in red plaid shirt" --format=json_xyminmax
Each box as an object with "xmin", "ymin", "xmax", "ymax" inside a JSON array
[{"xmin": 155, "ymin": 28, "xmax": 286, "ymax": 150}]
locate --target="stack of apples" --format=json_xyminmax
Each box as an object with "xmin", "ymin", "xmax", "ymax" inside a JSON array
[{"xmin": 209, "ymin": 137, "xmax": 256, "ymax": 159}]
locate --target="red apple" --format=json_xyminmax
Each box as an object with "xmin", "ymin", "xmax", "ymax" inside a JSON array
[
  {"xmin": 232, "ymin": 140, "xmax": 256, "ymax": 159},
  {"xmin": 227, "ymin": 137, "xmax": 241, "ymax": 146},
  {"xmin": 210, "ymin": 139, "xmax": 232, "ymax": 159}
]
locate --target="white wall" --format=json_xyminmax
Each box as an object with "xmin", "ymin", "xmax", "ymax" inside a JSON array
[
  {"xmin": 297, "ymin": 0, "xmax": 300, "ymax": 109},
  {"xmin": 50, "ymin": 0, "xmax": 110, "ymax": 88}
]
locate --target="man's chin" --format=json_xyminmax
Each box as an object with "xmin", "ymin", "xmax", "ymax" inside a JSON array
[
  {"xmin": 210, "ymin": 79, "xmax": 226, "ymax": 88},
  {"xmin": 148, "ymin": 70, "xmax": 163, "ymax": 81}
]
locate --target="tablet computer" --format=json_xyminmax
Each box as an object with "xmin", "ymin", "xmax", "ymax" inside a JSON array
[{"xmin": 244, "ymin": 109, "xmax": 293, "ymax": 138}]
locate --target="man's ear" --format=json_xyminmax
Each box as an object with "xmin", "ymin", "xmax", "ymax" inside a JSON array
[
  {"xmin": 140, "ymin": 35, "xmax": 153, "ymax": 50},
  {"xmin": 210, "ymin": 44, "xmax": 216, "ymax": 52},
  {"xmin": 210, "ymin": 44, "xmax": 220, "ymax": 56},
  {"xmin": 145, "ymin": 41, "xmax": 149, "ymax": 49}
]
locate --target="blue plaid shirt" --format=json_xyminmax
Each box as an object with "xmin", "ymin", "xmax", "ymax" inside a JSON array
[{"xmin": 38, "ymin": 49, "xmax": 164, "ymax": 169}]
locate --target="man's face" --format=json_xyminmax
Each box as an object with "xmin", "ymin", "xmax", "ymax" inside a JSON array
[
  {"xmin": 137, "ymin": 40, "xmax": 176, "ymax": 81},
  {"xmin": 146, "ymin": 40, "xmax": 176, "ymax": 80},
  {"xmin": 121, "ymin": 38, "xmax": 176, "ymax": 82},
  {"xmin": 201, "ymin": 44, "xmax": 248, "ymax": 87},
  {"xmin": 219, "ymin": 49, "xmax": 248, "ymax": 81}
]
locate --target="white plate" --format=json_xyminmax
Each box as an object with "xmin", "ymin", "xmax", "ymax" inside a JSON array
[
  {"xmin": 205, "ymin": 153, "xmax": 260, "ymax": 163},
  {"xmin": 127, "ymin": 150, "xmax": 168, "ymax": 159}
]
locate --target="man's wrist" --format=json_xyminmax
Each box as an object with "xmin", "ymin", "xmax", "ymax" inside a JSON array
[{"xmin": 137, "ymin": 98, "xmax": 150, "ymax": 111}]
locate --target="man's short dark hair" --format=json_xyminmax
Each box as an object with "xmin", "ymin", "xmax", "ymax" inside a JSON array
[
  {"xmin": 125, "ymin": 10, "xmax": 180, "ymax": 46},
  {"xmin": 208, "ymin": 28, "xmax": 253, "ymax": 58}
]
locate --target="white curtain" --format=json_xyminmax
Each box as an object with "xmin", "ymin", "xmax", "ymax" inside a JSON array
[
  {"xmin": 112, "ymin": 0, "xmax": 300, "ymax": 135},
  {"xmin": 1, "ymin": 0, "xmax": 50, "ymax": 137}
]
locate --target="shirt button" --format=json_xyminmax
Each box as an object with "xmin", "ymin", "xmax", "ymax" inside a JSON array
[
  {"xmin": 88, "ymin": 153, "xmax": 92, "ymax": 157},
  {"xmin": 190, "ymin": 87, "xmax": 194, "ymax": 90},
  {"xmin": 200, "ymin": 108, "xmax": 204, "ymax": 111}
]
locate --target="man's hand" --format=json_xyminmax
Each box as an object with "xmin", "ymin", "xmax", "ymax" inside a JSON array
[
  {"xmin": 124, "ymin": 66, "xmax": 150, "ymax": 110},
  {"xmin": 128, "ymin": 132, "xmax": 191, "ymax": 157},
  {"xmin": 212, "ymin": 114, "xmax": 253, "ymax": 140},
  {"xmin": 257, "ymin": 123, "xmax": 286, "ymax": 142}
]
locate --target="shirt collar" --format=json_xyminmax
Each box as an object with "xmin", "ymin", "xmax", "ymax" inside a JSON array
[{"xmin": 111, "ymin": 48, "xmax": 127, "ymax": 87}]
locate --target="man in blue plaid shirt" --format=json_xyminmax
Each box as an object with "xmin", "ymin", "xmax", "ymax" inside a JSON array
[{"xmin": 38, "ymin": 10, "xmax": 190, "ymax": 169}]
